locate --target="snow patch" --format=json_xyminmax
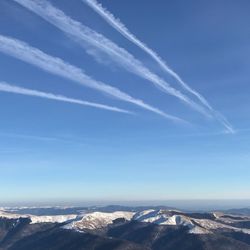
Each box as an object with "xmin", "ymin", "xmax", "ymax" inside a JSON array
[{"xmin": 30, "ymin": 214, "xmax": 78, "ymax": 224}]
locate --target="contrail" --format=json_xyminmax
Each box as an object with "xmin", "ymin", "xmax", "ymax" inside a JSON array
[
  {"xmin": 0, "ymin": 35, "xmax": 185, "ymax": 123},
  {"xmin": 12, "ymin": 0, "xmax": 212, "ymax": 120},
  {"xmin": 82, "ymin": 0, "xmax": 215, "ymax": 111},
  {"xmin": 83, "ymin": 0, "xmax": 234, "ymax": 133},
  {"xmin": 0, "ymin": 81, "xmax": 132, "ymax": 114}
]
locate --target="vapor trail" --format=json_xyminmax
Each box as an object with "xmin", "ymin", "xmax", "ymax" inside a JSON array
[
  {"xmin": 83, "ymin": 0, "xmax": 234, "ymax": 133},
  {"xmin": 0, "ymin": 82, "xmax": 133, "ymax": 114},
  {"xmin": 82, "ymin": 0, "xmax": 214, "ymax": 109},
  {"xmin": 12, "ymin": 0, "xmax": 211, "ymax": 120},
  {"xmin": 0, "ymin": 35, "xmax": 184, "ymax": 123}
]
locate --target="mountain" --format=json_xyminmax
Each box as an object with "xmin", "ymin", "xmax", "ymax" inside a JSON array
[
  {"xmin": 1, "ymin": 205, "xmax": 176, "ymax": 216},
  {"xmin": 63, "ymin": 211, "xmax": 134, "ymax": 233},
  {"xmin": 1, "ymin": 207, "xmax": 250, "ymax": 249}
]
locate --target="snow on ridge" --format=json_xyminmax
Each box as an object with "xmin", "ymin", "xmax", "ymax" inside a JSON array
[
  {"xmin": 193, "ymin": 218, "xmax": 250, "ymax": 235},
  {"xmin": 30, "ymin": 214, "xmax": 78, "ymax": 224},
  {"xmin": 0, "ymin": 210, "xmax": 78, "ymax": 224},
  {"xmin": 134, "ymin": 209, "xmax": 250, "ymax": 235},
  {"xmin": 132, "ymin": 209, "xmax": 248, "ymax": 235},
  {"xmin": 0, "ymin": 210, "xmax": 29, "ymax": 219},
  {"xmin": 63, "ymin": 211, "xmax": 135, "ymax": 231},
  {"xmin": 133, "ymin": 209, "xmax": 192, "ymax": 226},
  {"xmin": 132, "ymin": 209, "xmax": 156, "ymax": 220},
  {"xmin": 160, "ymin": 214, "xmax": 193, "ymax": 227},
  {"xmin": 132, "ymin": 209, "xmax": 205, "ymax": 233},
  {"xmin": 2, "ymin": 208, "xmax": 250, "ymax": 236}
]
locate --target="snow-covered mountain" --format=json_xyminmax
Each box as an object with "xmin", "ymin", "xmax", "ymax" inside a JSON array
[
  {"xmin": 2, "ymin": 207, "xmax": 250, "ymax": 235},
  {"xmin": 1, "ymin": 207, "xmax": 250, "ymax": 249},
  {"xmin": 132, "ymin": 209, "xmax": 250, "ymax": 234},
  {"xmin": 63, "ymin": 211, "xmax": 134, "ymax": 231},
  {"xmin": 0, "ymin": 209, "xmax": 78, "ymax": 224}
]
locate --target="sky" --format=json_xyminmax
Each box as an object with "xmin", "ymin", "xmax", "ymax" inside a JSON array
[{"xmin": 0, "ymin": 0, "xmax": 250, "ymax": 206}]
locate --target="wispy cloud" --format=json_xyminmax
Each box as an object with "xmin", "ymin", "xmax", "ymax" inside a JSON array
[
  {"xmin": 0, "ymin": 132, "xmax": 61, "ymax": 142},
  {"xmin": 12, "ymin": 0, "xmax": 209, "ymax": 120},
  {"xmin": 83, "ymin": 0, "xmax": 207, "ymax": 103},
  {"xmin": 0, "ymin": 35, "xmax": 184, "ymax": 123},
  {"xmin": 0, "ymin": 131, "xmax": 84, "ymax": 145},
  {"xmin": 0, "ymin": 148, "xmax": 32, "ymax": 155},
  {"xmin": 0, "ymin": 81, "xmax": 132, "ymax": 114},
  {"xmin": 82, "ymin": 0, "xmax": 234, "ymax": 133}
]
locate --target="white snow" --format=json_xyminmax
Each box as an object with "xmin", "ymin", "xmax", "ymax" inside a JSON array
[
  {"xmin": 0, "ymin": 210, "xmax": 28, "ymax": 219},
  {"xmin": 30, "ymin": 214, "xmax": 78, "ymax": 224},
  {"xmin": 132, "ymin": 209, "xmax": 250, "ymax": 235},
  {"xmin": 189, "ymin": 225, "xmax": 211, "ymax": 234},
  {"xmin": 0, "ymin": 209, "xmax": 77, "ymax": 224},
  {"xmin": 2, "ymin": 208, "xmax": 250, "ymax": 236},
  {"xmin": 132, "ymin": 209, "xmax": 156, "ymax": 220},
  {"xmin": 134, "ymin": 210, "xmax": 193, "ymax": 227},
  {"xmin": 132, "ymin": 209, "xmax": 206, "ymax": 233},
  {"xmin": 63, "ymin": 211, "xmax": 134, "ymax": 231},
  {"xmin": 192, "ymin": 218, "xmax": 250, "ymax": 234}
]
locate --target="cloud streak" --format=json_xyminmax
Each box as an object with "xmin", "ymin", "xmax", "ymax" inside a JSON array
[
  {"xmin": 83, "ymin": 0, "xmax": 234, "ymax": 133},
  {"xmin": 0, "ymin": 35, "xmax": 184, "ymax": 123},
  {"xmin": 0, "ymin": 81, "xmax": 132, "ymax": 114},
  {"xmin": 0, "ymin": 131, "xmax": 85, "ymax": 145},
  {"xmin": 12, "ymin": 0, "xmax": 210, "ymax": 120},
  {"xmin": 83, "ymin": 0, "xmax": 206, "ymax": 102}
]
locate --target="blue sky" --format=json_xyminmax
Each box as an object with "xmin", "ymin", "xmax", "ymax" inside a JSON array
[{"xmin": 0, "ymin": 0, "xmax": 250, "ymax": 205}]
